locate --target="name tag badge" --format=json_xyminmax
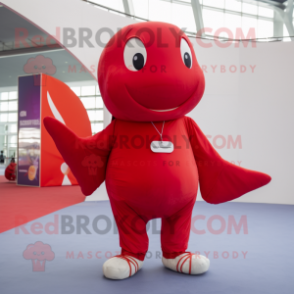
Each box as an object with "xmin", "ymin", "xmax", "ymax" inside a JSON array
[{"xmin": 150, "ymin": 141, "xmax": 174, "ymax": 153}]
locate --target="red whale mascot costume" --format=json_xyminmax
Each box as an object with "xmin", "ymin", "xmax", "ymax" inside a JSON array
[{"xmin": 44, "ymin": 22, "xmax": 271, "ymax": 279}]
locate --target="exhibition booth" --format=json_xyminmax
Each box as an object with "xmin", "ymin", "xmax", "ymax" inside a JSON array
[{"xmin": 17, "ymin": 74, "xmax": 91, "ymax": 187}]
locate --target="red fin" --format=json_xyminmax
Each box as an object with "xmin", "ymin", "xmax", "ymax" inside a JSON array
[
  {"xmin": 184, "ymin": 117, "xmax": 271, "ymax": 204},
  {"xmin": 43, "ymin": 117, "xmax": 114, "ymax": 196}
]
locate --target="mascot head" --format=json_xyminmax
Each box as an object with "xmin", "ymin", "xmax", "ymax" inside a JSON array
[{"xmin": 98, "ymin": 22, "xmax": 205, "ymax": 122}]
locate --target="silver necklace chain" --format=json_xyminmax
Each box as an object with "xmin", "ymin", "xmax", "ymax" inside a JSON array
[{"xmin": 151, "ymin": 121, "xmax": 165, "ymax": 142}]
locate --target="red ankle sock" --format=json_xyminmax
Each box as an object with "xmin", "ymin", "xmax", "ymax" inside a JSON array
[
  {"xmin": 162, "ymin": 251, "xmax": 186, "ymax": 259},
  {"xmin": 121, "ymin": 249, "xmax": 146, "ymax": 261}
]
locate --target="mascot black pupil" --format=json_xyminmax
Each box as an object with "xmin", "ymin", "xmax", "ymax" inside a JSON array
[
  {"xmin": 133, "ymin": 53, "xmax": 144, "ymax": 70},
  {"xmin": 184, "ymin": 52, "xmax": 191, "ymax": 68}
]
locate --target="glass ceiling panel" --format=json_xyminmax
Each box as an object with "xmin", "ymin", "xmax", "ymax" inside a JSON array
[{"xmin": 89, "ymin": 0, "xmax": 294, "ymax": 40}]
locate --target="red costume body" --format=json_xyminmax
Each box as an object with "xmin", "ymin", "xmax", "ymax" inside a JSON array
[
  {"xmin": 44, "ymin": 22, "xmax": 271, "ymax": 262},
  {"xmin": 107, "ymin": 118, "xmax": 198, "ymax": 260}
]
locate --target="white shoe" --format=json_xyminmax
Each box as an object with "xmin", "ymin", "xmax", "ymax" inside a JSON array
[
  {"xmin": 162, "ymin": 253, "xmax": 210, "ymax": 275},
  {"xmin": 103, "ymin": 255, "xmax": 143, "ymax": 280}
]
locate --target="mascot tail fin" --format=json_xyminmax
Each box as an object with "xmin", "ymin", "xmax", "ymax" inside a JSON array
[
  {"xmin": 198, "ymin": 160, "xmax": 271, "ymax": 204},
  {"xmin": 185, "ymin": 116, "xmax": 271, "ymax": 204},
  {"xmin": 44, "ymin": 117, "xmax": 113, "ymax": 196}
]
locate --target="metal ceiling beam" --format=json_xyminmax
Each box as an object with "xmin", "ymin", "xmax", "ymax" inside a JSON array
[
  {"xmin": 190, "ymin": 0, "xmax": 205, "ymax": 36},
  {"xmin": 240, "ymin": 0, "xmax": 286, "ymax": 10},
  {"xmin": 0, "ymin": 45, "xmax": 63, "ymax": 58},
  {"xmin": 122, "ymin": 0, "xmax": 134, "ymax": 16},
  {"xmin": 273, "ymin": 10, "xmax": 284, "ymax": 37},
  {"xmin": 271, "ymin": 0, "xmax": 294, "ymax": 40},
  {"xmin": 284, "ymin": 0, "xmax": 294, "ymax": 39}
]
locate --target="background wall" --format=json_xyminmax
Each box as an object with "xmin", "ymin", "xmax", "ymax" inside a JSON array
[
  {"xmin": 1, "ymin": 0, "xmax": 293, "ymax": 204},
  {"xmin": 190, "ymin": 40, "xmax": 294, "ymax": 205}
]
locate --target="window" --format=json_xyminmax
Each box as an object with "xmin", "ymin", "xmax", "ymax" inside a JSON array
[
  {"xmin": 9, "ymin": 124, "xmax": 17, "ymax": 133},
  {"xmin": 81, "ymin": 86, "xmax": 96, "ymax": 96},
  {"xmin": 70, "ymin": 87, "xmax": 81, "ymax": 96},
  {"xmin": 224, "ymin": 13, "xmax": 242, "ymax": 36},
  {"xmin": 203, "ymin": 9, "xmax": 225, "ymax": 33},
  {"xmin": 81, "ymin": 97, "xmax": 96, "ymax": 109},
  {"xmin": 225, "ymin": 0, "xmax": 241, "ymax": 12},
  {"xmin": 242, "ymin": 3, "xmax": 257, "ymax": 15},
  {"xmin": 0, "ymin": 90, "xmax": 18, "ymax": 159},
  {"xmin": 0, "ymin": 92, "xmax": 8, "ymax": 100},
  {"xmin": 0, "ymin": 113, "xmax": 8, "ymax": 122},
  {"xmin": 171, "ymin": 3, "xmax": 196, "ymax": 33},
  {"xmin": 9, "ymin": 92, "xmax": 17, "ymax": 100},
  {"xmin": 257, "ymin": 19, "xmax": 273, "ymax": 39},
  {"xmin": 132, "ymin": 0, "xmax": 149, "ymax": 19},
  {"xmin": 0, "ymin": 102, "xmax": 8, "ymax": 111},
  {"xmin": 203, "ymin": 0, "xmax": 225, "ymax": 9},
  {"xmin": 69, "ymin": 85, "xmax": 104, "ymax": 135},
  {"xmin": 0, "ymin": 91, "xmax": 17, "ymax": 124},
  {"xmin": 9, "ymin": 101, "xmax": 17, "ymax": 111},
  {"xmin": 8, "ymin": 113, "xmax": 17, "ymax": 122},
  {"xmin": 242, "ymin": 17, "xmax": 258, "ymax": 38},
  {"xmin": 258, "ymin": 6, "xmax": 273, "ymax": 18},
  {"xmin": 149, "ymin": 0, "xmax": 172, "ymax": 23}
]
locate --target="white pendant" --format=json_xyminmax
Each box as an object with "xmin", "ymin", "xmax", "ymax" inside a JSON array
[{"xmin": 150, "ymin": 141, "xmax": 174, "ymax": 153}]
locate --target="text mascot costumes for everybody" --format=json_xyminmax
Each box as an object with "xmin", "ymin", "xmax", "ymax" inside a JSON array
[{"xmin": 44, "ymin": 22, "xmax": 271, "ymax": 279}]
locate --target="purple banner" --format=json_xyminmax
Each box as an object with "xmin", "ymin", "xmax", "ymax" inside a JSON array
[{"xmin": 17, "ymin": 75, "xmax": 41, "ymax": 187}]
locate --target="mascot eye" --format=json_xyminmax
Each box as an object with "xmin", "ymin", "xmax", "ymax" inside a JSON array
[
  {"xmin": 180, "ymin": 38, "xmax": 192, "ymax": 69},
  {"xmin": 124, "ymin": 38, "xmax": 147, "ymax": 71}
]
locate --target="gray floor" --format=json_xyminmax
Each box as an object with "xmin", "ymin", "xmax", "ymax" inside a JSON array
[{"xmin": 0, "ymin": 200, "xmax": 293, "ymax": 294}]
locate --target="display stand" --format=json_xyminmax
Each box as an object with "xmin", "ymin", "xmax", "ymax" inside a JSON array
[{"xmin": 17, "ymin": 74, "xmax": 92, "ymax": 187}]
